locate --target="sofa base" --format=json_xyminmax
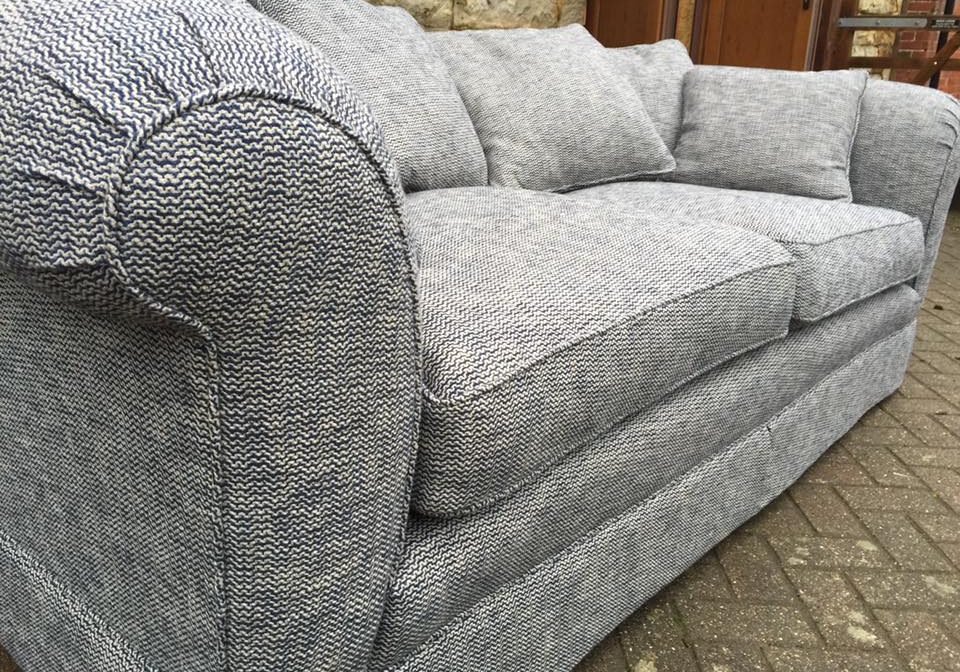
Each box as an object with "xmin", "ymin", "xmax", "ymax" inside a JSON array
[
  {"xmin": 388, "ymin": 321, "xmax": 915, "ymax": 672},
  {"xmin": 0, "ymin": 321, "xmax": 916, "ymax": 672}
]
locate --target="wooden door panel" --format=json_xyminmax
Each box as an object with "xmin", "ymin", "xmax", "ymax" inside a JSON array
[
  {"xmin": 586, "ymin": 0, "xmax": 670, "ymax": 47},
  {"xmin": 699, "ymin": 0, "xmax": 818, "ymax": 70}
]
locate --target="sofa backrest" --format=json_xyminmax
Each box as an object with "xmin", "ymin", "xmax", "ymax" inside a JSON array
[{"xmin": 253, "ymin": 0, "xmax": 488, "ymax": 193}]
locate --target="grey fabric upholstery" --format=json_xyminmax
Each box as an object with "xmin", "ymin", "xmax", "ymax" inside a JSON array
[
  {"xmin": 428, "ymin": 25, "xmax": 676, "ymax": 192},
  {"xmin": 674, "ymin": 67, "xmax": 868, "ymax": 200},
  {"xmin": 408, "ymin": 187, "xmax": 795, "ymax": 517},
  {"xmin": 570, "ymin": 181, "xmax": 924, "ymax": 323},
  {"xmin": 0, "ymin": 1, "xmax": 419, "ymax": 671},
  {"xmin": 608, "ymin": 39, "xmax": 693, "ymax": 150},
  {"xmin": 851, "ymin": 78, "xmax": 960, "ymax": 295},
  {"xmin": 3, "ymin": 2, "xmax": 956, "ymax": 671},
  {"xmin": 254, "ymin": 0, "xmax": 487, "ymax": 192},
  {"xmin": 373, "ymin": 284, "xmax": 920, "ymax": 669},
  {"xmin": 380, "ymin": 322, "xmax": 916, "ymax": 671}
]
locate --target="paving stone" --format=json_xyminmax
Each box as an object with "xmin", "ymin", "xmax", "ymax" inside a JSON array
[
  {"xmin": 665, "ymin": 551, "xmax": 734, "ymax": 602},
  {"xmin": 844, "ymin": 424, "xmax": 919, "ymax": 447},
  {"xmin": 912, "ymin": 352, "xmax": 960, "ymax": 377},
  {"xmin": 893, "ymin": 444, "xmax": 960, "ymax": 468},
  {"xmin": 858, "ymin": 511, "xmax": 954, "ymax": 571},
  {"xmin": 911, "ymin": 512, "xmax": 960, "ymax": 542},
  {"xmin": 874, "ymin": 610, "xmax": 960, "ymax": 671},
  {"xmin": 911, "ymin": 466, "xmax": 960, "ymax": 513},
  {"xmin": 788, "ymin": 484, "xmax": 868, "ymax": 537},
  {"xmin": 912, "ymin": 372, "xmax": 960, "ymax": 403},
  {"xmin": 860, "ymin": 406, "xmax": 902, "ymax": 428},
  {"xmin": 717, "ymin": 532, "xmax": 797, "ymax": 604},
  {"xmin": 800, "ymin": 449, "xmax": 873, "ymax": 486},
  {"xmin": 617, "ymin": 597, "xmax": 697, "ymax": 672},
  {"xmin": 577, "ymin": 635, "xmax": 628, "ymax": 672},
  {"xmin": 893, "ymin": 411, "xmax": 960, "ymax": 447},
  {"xmin": 693, "ymin": 643, "xmax": 771, "ymax": 672},
  {"xmin": 940, "ymin": 542, "xmax": 960, "ymax": 569},
  {"xmin": 882, "ymin": 394, "xmax": 960, "ymax": 417},
  {"xmin": 940, "ymin": 610, "xmax": 960, "ymax": 642},
  {"xmin": 764, "ymin": 647, "xmax": 907, "ymax": 672},
  {"xmin": 768, "ymin": 536, "xmax": 891, "ymax": 569},
  {"xmin": 914, "ymin": 325, "xmax": 954, "ymax": 350},
  {"xmin": 837, "ymin": 485, "xmax": 951, "ymax": 515},
  {"xmin": 785, "ymin": 569, "xmax": 886, "ymax": 649},
  {"xmin": 844, "ymin": 444, "xmax": 922, "ymax": 488},
  {"xmin": 675, "ymin": 602, "xmax": 818, "ymax": 646},
  {"xmin": 742, "ymin": 494, "xmax": 816, "ymax": 538},
  {"xmin": 848, "ymin": 571, "xmax": 960, "ymax": 610},
  {"xmin": 937, "ymin": 413, "xmax": 960, "ymax": 438},
  {"xmin": 897, "ymin": 374, "xmax": 942, "ymax": 398},
  {"xmin": 908, "ymin": 355, "xmax": 939, "ymax": 374}
]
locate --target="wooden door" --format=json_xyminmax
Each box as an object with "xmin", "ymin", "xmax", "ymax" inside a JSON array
[
  {"xmin": 586, "ymin": 0, "xmax": 677, "ymax": 48},
  {"xmin": 695, "ymin": 0, "xmax": 821, "ymax": 70}
]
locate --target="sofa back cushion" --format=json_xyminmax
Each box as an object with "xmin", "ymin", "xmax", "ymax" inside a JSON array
[
  {"xmin": 429, "ymin": 25, "xmax": 675, "ymax": 193},
  {"xmin": 608, "ymin": 40, "xmax": 693, "ymax": 151},
  {"xmin": 254, "ymin": 0, "xmax": 488, "ymax": 192},
  {"xmin": 673, "ymin": 66, "xmax": 868, "ymax": 201}
]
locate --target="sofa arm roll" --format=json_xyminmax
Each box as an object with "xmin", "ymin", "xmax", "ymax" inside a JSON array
[
  {"xmin": 0, "ymin": 1, "xmax": 419, "ymax": 671},
  {"xmin": 850, "ymin": 79, "xmax": 960, "ymax": 295}
]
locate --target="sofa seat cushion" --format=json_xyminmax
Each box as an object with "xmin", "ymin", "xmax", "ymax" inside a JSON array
[
  {"xmin": 570, "ymin": 181, "xmax": 925, "ymax": 323},
  {"xmin": 408, "ymin": 187, "xmax": 795, "ymax": 518}
]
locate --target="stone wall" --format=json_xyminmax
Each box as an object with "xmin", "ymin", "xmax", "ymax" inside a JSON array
[
  {"xmin": 369, "ymin": 0, "xmax": 588, "ymax": 30},
  {"xmin": 851, "ymin": 0, "xmax": 901, "ymax": 62}
]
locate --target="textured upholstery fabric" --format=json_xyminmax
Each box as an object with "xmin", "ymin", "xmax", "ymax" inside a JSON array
[
  {"xmin": 850, "ymin": 79, "xmax": 960, "ymax": 295},
  {"xmin": 674, "ymin": 67, "xmax": 868, "ymax": 200},
  {"xmin": 571, "ymin": 181, "xmax": 924, "ymax": 323},
  {"xmin": 429, "ymin": 25, "xmax": 676, "ymax": 192},
  {"xmin": 608, "ymin": 40, "xmax": 693, "ymax": 150},
  {"xmin": 254, "ymin": 0, "xmax": 487, "ymax": 192},
  {"xmin": 0, "ymin": 275, "xmax": 216, "ymax": 672},
  {"xmin": 0, "ymin": 2, "xmax": 419, "ymax": 671},
  {"xmin": 407, "ymin": 187, "xmax": 795, "ymax": 517},
  {"xmin": 380, "ymin": 322, "xmax": 915, "ymax": 671},
  {"xmin": 373, "ymin": 284, "xmax": 920, "ymax": 668}
]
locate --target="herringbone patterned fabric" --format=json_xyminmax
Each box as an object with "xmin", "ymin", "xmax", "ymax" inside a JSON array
[
  {"xmin": 571, "ymin": 181, "xmax": 926, "ymax": 323},
  {"xmin": 0, "ymin": 1, "xmax": 419, "ymax": 671},
  {"xmin": 406, "ymin": 187, "xmax": 795, "ymax": 517}
]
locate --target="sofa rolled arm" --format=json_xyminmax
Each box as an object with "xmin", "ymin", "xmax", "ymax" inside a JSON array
[
  {"xmin": 850, "ymin": 79, "xmax": 960, "ymax": 296},
  {"xmin": 0, "ymin": 1, "xmax": 419, "ymax": 671}
]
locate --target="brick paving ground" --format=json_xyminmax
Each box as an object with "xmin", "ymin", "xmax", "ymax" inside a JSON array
[
  {"xmin": 1, "ymin": 219, "xmax": 960, "ymax": 672},
  {"xmin": 576, "ymin": 213, "xmax": 960, "ymax": 672}
]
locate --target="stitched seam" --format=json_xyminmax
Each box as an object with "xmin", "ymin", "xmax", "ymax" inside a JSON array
[
  {"xmin": 423, "ymin": 259, "xmax": 793, "ymax": 407},
  {"xmin": 775, "ymin": 215, "xmax": 920, "ymax": 247}
]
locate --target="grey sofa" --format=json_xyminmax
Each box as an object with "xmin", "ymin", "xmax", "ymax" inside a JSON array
[{"xmin": 2, "ymin": 0, "xmax": 960, "ymax": 671}]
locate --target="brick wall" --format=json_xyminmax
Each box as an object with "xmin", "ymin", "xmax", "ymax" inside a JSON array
[{"xmin": 852, "ymin": 0, "xmax": 960, "ymax": 97}]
